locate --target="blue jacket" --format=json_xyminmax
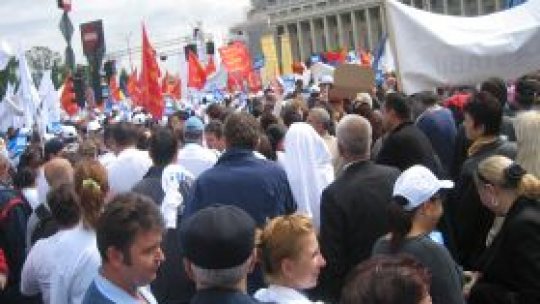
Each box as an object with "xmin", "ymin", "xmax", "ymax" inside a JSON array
[{"xmin": 184, "ymin": 149, "xmax": 296, "ymax": 226}]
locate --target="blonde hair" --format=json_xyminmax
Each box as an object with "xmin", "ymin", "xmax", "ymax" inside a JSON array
[
  {"xmin": 256, "ymin": 215, "xmax": 315, "ymax": 283},
  {"xmin": 477, "ymin": 155, "xmax": 540, "ymax": 199},
  {"xmin": 515, "ymin": 111, "xmax": 540, "ymax": 177}
]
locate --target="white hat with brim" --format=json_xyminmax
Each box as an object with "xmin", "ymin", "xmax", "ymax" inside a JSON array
[{"xmin": 393, "ymin": 165, "xmax": 454, "ymax": 211}]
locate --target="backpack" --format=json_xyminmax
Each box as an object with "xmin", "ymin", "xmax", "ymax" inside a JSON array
[{"xmin": 30, "ymin": 203, "xmax": 58, "ymax": 246}]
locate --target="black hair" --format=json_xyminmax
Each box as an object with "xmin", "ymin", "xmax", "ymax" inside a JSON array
[
  {"xmin": 112, "ymin": 122, "xmax": 138, "ymax": 147},
  {"xmin": 387, "ymin": 196, "xmax": 416, "ymax": 252},
  {"xmin": 481, "ymin": 77, "xmax": 507, "ymax": 107},
  {"xmin": 149, "ymin": 127, "xmax": 178, "ymax": 167},
  {"xmin": 384, "ymin": 93, "xmax": 412, "ymax": 121},
  {"xmin": 515, "ymin": 76, "xmax": 540, "ymax": 109},
  {"xmin": 47, "ymin": 183, "xmax": 81, "ymax": 228},
  {"xmin": 464, "ymin": 91, "xmax": 502, "ymax": 136}
]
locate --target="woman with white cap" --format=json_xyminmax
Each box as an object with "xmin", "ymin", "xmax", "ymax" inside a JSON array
[{"xmin": 372, "ymin": 165, "xmax": 465, "ymax": 304}]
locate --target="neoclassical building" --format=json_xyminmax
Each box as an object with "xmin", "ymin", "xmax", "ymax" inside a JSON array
[{"xmin": 231, "ymin": 0, "xmax": 505, "ymax": 64}]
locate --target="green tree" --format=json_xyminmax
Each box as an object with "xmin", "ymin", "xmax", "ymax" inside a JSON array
[{"xmin": 0, "ymin": 57, "xmax": 19, "ymax": 100}]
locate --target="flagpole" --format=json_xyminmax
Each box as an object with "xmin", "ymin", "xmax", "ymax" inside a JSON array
[{"xmin": 384, "ymin": 0, "xmax": 404, "ymax": 92}]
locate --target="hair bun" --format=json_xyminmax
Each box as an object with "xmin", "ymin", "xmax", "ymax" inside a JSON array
[{"xmin": 504, "ymin": 163, "xmax": 527, "ymax": 187}]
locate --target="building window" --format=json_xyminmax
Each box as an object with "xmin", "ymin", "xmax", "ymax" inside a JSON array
[
  {"xmin": 447, "ymin": 0, "xmax": 462, "ymax": 15},
  {"xmin": 482, "ymin": 0, "xmax": 497, "ymax": 14},
  {"xmin": 464, "ymin": 0, "xmax": 478, "ymax": 15},
  {"xmin": 430, "ymin": 0, "xmax": 445, "ymax": 13}
]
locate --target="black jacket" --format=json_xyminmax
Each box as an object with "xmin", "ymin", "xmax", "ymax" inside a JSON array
[
  {"xmin": 444, "ymin": 138, "xmax": 516, "ymax": 269},
  {"xmin": 314, "ymin": 161, "xmax": 400, "ymax": 302},
  {"xmin": 469, "ymin": 197, "xmax": 540, "ymax": 304},
  {"xmin": 376, "ymin": 122, "xmax": 442, "ymax": 176}
]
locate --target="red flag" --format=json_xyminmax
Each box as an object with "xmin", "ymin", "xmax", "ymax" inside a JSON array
[
  {"xmin": 140, "ymin": 24, "xmax": 164, "ymax": 118},
  {"xmin": 227, "ymin": 72, "xmax": 242, "ymax": 93},
  {"xmin": 205, "ymin": 55, "xmax": 216, "ymax": 76},
  {"xmin": 171, "ymin": 77, "xmax": 181, "ymax": 100},
  {"xmin": 127, "ymin": 68, "xmax": 141, "ymax": 106},
  {"xmin": 60, "ymin": 75, "xmax": 78, "ymax": 116},
  {"xmin": 109, "ymin": 76, "xmax": 123, "ymax": 102},
  {"xmin": 247, "ymin": 70, "xmax": 262, "ymax": 93},
  {"xmin": 161, "ymin": 71, "xmax": 170, "ymax": 94},
  {"xmin": 219, "ymin": 42, "xmax": 252, "ymax": 77},
  {"xmin": 187, "ymin": 51, "xmax": 207, "ymax": 90}
]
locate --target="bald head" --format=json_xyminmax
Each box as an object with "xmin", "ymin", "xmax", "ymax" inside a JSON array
[
  {"xmin": 44, "ymin": 158, "xmax": 74, "ymax": 188},
  {"xmin": 336, "ymin": 114, "xmax": 372, "ymax": 160}
]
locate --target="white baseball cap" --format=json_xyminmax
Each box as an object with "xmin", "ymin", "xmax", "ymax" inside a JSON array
[{"xmin": 393, "ymin": 165, "xmax": 454, "ymax": 211}]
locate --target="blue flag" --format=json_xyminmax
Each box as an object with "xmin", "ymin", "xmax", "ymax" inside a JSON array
[
  {"xmin": 506, "ymin": 0, "xmax": 526, "ymax": 8},
  {"xmin": 372, "ymin": 33, "xmax": 388, "ymax": 86}
]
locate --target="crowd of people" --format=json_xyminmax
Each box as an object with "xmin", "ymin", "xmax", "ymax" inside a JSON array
[{"xmin": 0, "ymin": 70, "xmax": 540, "ymax": 304}]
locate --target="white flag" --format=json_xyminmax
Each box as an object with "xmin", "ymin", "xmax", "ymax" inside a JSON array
[
  {"xmin": 0, "ymin": 40, "xmax": 12, "ymax": 70},
  {"xmin": 16, "ymin": 48, "xmax": 41, "ymax": 128}
]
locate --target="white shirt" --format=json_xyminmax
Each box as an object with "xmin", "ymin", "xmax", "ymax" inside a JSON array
[
  {"xmin": 21, "ymin": 230, "xmax": 64, "ymax": 303},
  {"xmin": 49, "ymin": 224, "xmax": 101, "ymax": 304},
  {"xmin": 22, "ymin": 187, "xmax": 39, "ymax": 210},
  {"xmin": 98, "ymin": 151, "xmax": 116, "ymax": 169},
  {"xmin": 177, "ymin": 143, "xmax": 218, "ymax": 177},
  {"xmin": 107, "ymin": 147, "xmax": 152, "ymax": 195},
  {"xmin": 254, "ymin": 285, "xmax": 322, "ymax": 304},
  {"xmin": 36, "ymin": 166, "xmax": 49, "ymax": 205}
]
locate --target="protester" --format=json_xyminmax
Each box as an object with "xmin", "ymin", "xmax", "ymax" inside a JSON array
[
  {"xmin": 49, "ymin": 159, "xmax": 108, "ymax": 304},
  {"xmin": 0, "ymin": 153, "xmax": 33, "ymax": 303},
  {"xmin": 177, "ymin": 116, "xmax": 218, "ymax": 177},
  {"xmin": 265, "ymin": 123, "xmax": 287, "ymax": 162},
  {"xmin": 180, "ymin": 205, "xmax": 259, "ymax": 304},
  {"xmin": 185, "ymin": 112, "xmax": 296, "ymax": 226},
  {"xmin": 444, "ymin": 91, "xmax": 516, "ymax": 269},
  {"xmin": 412, "ymin": 91, "xmax": 457, "ymax": 174},
  {"xmin": 132, "ymin": 127, "xmax": 195, "ymax": 304},
  {"xmin": 254, "ymin": 214, "xmax": 326, "ymax": 303},
  {"xmin": 279, "ymin": 123, "xmax": 333, "ymax": 230},
  {"xmin": 106, "ymin": 122, "xmax": 152, "ymax": 195},
  {"xmin": 467, "ymin": 156, "xmax": 540, "ymax": 303},
  {"xmin": 350, "ymin": 92, "xmax": 384, "ymax": 147},
  {"xmin": 26, "ymin": 157, "xmax": 74, "ymax": 250},
  {"xmin": 306, "ymin": 107, "xmax": 340, "ymax": 173},
  {"xmin": 316, "ymin": 115, "xmax": 400, "ymax": 303},
  {"xmin": 83, "ymin": 193, "xmax": 165, "ymax": 304},
  {"xmin": 480, "ymin": 77, "xmax": 516, "ymax": 141},
  {"xmin": 21, "ymin": 183, "xmax": 80, "ymax": 304},
  {"xmin": 372, "ymin": 165, "xmax": 465, "ymax": 304},
  {"xmin": 376, "ymin": 92, "xmax": 441, "ymax": 175},
  {"xmin": 341, "ymin": 255, "xmax": 432, "ymax": 304},
  {"xmin": 185, "ymin": 112, "xmax": 296, "ymax": 293}
]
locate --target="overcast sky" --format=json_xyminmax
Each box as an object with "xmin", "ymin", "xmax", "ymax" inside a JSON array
[{"xmin": 0, "ymin": 0, "xmax": 251, "ymax": 72}]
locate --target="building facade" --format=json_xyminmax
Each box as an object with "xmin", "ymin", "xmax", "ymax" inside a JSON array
[{"xmin": 232, "ymin": 0, "xmax": 505, "ymax": 64}]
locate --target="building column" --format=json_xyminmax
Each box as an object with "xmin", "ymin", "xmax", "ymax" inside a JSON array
[
  {"xmin": 365, "ymin": 8, "xmax": 373, "ymax": 51},
  {"xmin": 297, "ymin": 21, "xmax": 305, "ymax": 62},
  {"xmin": 336, "ymin": 14, "xmax": 345, "ymax": 49},
  {"xmin": 379, "ymin": 5, "xmax": 387, "ymax": 37},
  {"xmin": 309, "ymin": 19, "xmax": 317, "ymax": 54},
  {"xmin": 477, "ymin": 0, "xmax": 483, "ymax": 14},
  {"xmin": 443, "ymin": 0, "xmax": 449, "ymax": 13},
  {"xmin": 323, "ymin": 16, "xmax": 331, "ymax": 52},
  {"xmin": 351, "ymin": 11, "xmax": 359, "ymax": 51},
  {"xmin": 460, "ymin": 0, "xmax": 465, "ymax": 15}
]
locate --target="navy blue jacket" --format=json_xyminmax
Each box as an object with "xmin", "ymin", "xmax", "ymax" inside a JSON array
[{"xmin": 184, "ymin": 149, "xmax": 296, "ymax": 226}]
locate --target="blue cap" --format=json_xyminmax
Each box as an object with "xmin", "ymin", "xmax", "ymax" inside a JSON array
[{"xmin": 185, "ymin": 116, "xmax": 204, "ymax": 133}]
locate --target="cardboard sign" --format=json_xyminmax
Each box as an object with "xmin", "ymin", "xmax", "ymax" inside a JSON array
[{"xmin": 329, "ymin": 64, "xmax": 374, "ymax": 101}]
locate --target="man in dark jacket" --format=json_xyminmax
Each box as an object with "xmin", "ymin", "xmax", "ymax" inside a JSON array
[
  {"xmin": 315, "ymin": 115, "xmax": 400, "ymax": 303},
  {"xmin": 445, "ymin": 92, "xmax": 516, "ymax": 269},
  {"xmin": 184, "ymin": 112, "xmax": 296, "ymax": 293},
  {"xmin": 376, "ymin": 93, "xmax": 441, "ymax": 176},
  {"xmin": 0, "ymin": 153, "xmax": 33, "ymax": 303},
  {"xmin": 132, "ymin": 127, "xmax": 195, "ymax": 304}
]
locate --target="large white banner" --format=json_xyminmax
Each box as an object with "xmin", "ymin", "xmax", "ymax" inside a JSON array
[{"xmin": 385, "ymin": 0, "xmax": 540, "ymax": 94}]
